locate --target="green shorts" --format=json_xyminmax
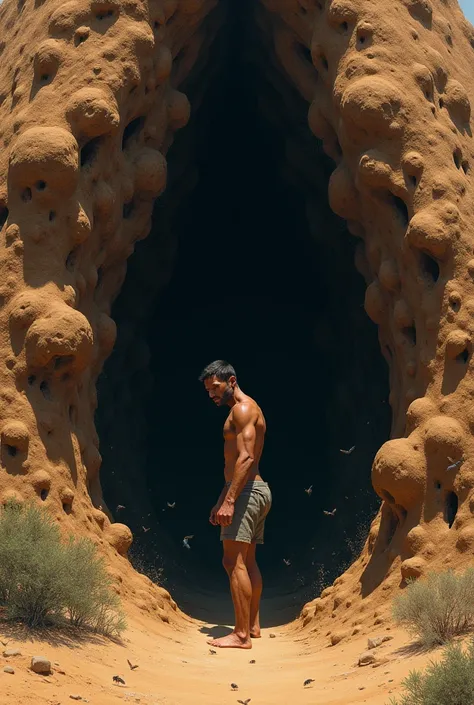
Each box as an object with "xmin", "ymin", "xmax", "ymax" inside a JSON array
[{"xmin": 220, "ymin": 481, "xmax": 272, "ymax": 545}]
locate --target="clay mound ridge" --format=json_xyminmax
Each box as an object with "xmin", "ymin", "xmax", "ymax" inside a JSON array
[
  {"xmin": 0, "ymin": 0, "xmax": 473, "ymax": 636},
  {"xmin": 0, "ymin": 0, "xmax": 222, "ymax": 624},
  {"xmin": 259, "ymin": 0, "xmax": 474, "ymax": 638}
]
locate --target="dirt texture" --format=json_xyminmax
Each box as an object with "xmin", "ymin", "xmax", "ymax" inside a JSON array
[{"xmin": 0, "ymin": 0, "xmax": 473, "ymax": 656}]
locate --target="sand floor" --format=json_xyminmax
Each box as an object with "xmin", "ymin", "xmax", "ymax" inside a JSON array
[{"xmin": 0, "ymin": 593, "xmax": 441, "ymax": 705}]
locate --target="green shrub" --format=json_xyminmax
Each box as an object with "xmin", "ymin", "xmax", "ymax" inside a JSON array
[
  {"xmin": 393, "ymin": 569, "xmax": 474, "ymax": 647},
  {"xmin": 0, "ymin": 501, "xmax": 126, "ymax": 636},
  {"xmin": 388, "ymin": 639, "xmax": 474, "ymax": 705}
]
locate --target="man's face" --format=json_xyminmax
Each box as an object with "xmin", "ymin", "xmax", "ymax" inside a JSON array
[{"xmin": 204, "ymin": 375, "xmax": 235, "ymax": 407}]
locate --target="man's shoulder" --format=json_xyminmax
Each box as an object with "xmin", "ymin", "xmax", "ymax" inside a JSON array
[{"xmin": 232, "ymin": 399, "xmax": 260, "ymax": 423}]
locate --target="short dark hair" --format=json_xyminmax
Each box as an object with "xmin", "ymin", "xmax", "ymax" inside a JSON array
[{"xmin": 198, "ymin": 360, "xmax": 237, "ymax": 383}]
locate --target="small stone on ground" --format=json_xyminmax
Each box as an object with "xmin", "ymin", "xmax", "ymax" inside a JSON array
[{"xmin": 31, "ymin": 656, "xmax": 51, "ymax": 674}]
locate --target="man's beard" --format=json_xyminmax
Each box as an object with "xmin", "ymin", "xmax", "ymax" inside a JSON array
[{"xmin": 218, "ymin": 384, "xmax": 234, "ymax": 406}]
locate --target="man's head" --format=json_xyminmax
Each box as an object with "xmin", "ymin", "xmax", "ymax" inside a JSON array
[{"xmin": 199, "ymin": 360, "xmax": 238, "ymax": 407}]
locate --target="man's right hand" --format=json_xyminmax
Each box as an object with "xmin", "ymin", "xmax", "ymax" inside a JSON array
[{"xmin": 209, "ymin": 505, "xmax": 219, "ymax": 525}]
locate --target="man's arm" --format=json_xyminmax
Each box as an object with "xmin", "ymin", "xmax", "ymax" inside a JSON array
[
  {"xmin": 224, "ymin": 403, "xmax": 257, "ymax": 505},
  {"xmin": 215, "ymin": 485, "xmax": 227, "ymax": 507}
]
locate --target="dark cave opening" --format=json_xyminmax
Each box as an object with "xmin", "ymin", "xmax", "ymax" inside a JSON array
[{"xmin": 96, "ymin": 2, "xmax": 391, "ymax": 620}]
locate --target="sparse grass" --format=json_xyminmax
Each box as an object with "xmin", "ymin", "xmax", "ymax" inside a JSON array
[
  {"xmin": 388, "ymin": 638, "xmax": 474, "ymax": 705},
  {"xmin": 0, "ymin": 501, "xmax": 126, "ymax": 636},
  {"xmin": 393, "ymin": 569, "xmax": 474, "ymax": 648}
]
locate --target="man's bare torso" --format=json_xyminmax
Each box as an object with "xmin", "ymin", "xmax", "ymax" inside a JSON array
[{"xmin": 223, "ymin": 395, "xmax": 266, "ymax": 483}]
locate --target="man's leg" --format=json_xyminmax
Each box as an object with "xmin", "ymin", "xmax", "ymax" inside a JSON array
[
  {"xmin": 207, "ymin": 540, "xmax": 252, "ymax": 649},
  {"xmin": 245, "ymin": 543, "xmax": 262, "ymax": 638}
]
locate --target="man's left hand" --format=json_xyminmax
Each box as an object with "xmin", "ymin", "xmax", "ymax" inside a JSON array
[{"xmin": 216, "ymin": 500, "xmax": 234, "ymax": 527}]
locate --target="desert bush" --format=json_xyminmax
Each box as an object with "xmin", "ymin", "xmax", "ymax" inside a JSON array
[
  {"xmin": 63, "ymin": 537, "xmax": 126, "ymax": 636},
  {"xmin": 393, "ymin": 569, "xmax": 474, "ymax": 647},
  {"xmin": 388, "ymin": 638, "xmax": 474, "ymax": 705},
  {"xmin": 0, "ymin": 501, "xmax": 126, "ymax": 636}
]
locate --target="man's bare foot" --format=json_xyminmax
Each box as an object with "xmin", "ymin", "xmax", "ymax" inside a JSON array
[{"xmin": 207, "ymin": 634, "xmax": 252, "ymax": 649}]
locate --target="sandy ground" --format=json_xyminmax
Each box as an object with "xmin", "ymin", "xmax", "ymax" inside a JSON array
[{"xmin": 0, "ymin": 594, "xmax": 442, "ymax": 705}]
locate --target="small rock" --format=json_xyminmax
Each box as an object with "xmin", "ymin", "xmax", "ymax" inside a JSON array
[
  {"xmin": 352, "ymin": 626, "xmax": 362, "ymax": 636},
  {"xmin": 358, "ymin": 651, "xmax": 376, "ymax": 667},
  {"xmin": 3, "ymin": 649, "xmax": 21, "ymax": 657},
  {"xmin": 269, "ymin": 633, "xmax": 276, "ymax": 638},
  {"xmin": 368, "ymin": 635, "xmax": 393, "ymax": 649},
  {"xmin": 359, "ymin": 686, "xmax": 365, "ymax": 690},
  {"xmin": 3, "ymin": 666, "xmax": 15, "ymax": 674},
  {"xmin": 70, "ymin": 696, "xmax": 83, "ymax": 701},
  {"xmin": 31, "ymin": 656, "xmax": 51, "ymax": 674},
  {"xmin": 330, "ymin": 632, "xmax": 346, "ymax": 646}
]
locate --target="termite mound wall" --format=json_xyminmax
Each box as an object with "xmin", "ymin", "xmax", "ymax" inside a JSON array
[
  {"xmin": 0, "ymin": 0, "xmax": 221, "ymax": 621},
  {"xmin": 259, "ymin": 0, "xmax": 474, "ymax": 635}
]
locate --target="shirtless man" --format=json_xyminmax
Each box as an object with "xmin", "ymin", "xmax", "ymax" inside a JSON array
[{"xmin": 199, "ymin": 360, "xmax": 272, "ymax": 649}]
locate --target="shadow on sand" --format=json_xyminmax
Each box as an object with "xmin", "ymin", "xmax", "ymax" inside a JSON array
[{"xmin": 0, "ymin": 617, "xmax": 124, "ymax": 650}]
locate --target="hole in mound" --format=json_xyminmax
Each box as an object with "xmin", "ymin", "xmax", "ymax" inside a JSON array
[
  {"xmin": 419, "ymin": 251, "xmax": 440, "ymax": 283},
  {"xmin": 462, "ymin": 160, "xmax": 469, "ymax": 175},
  {"xmin": 439, "ymin": 97, "xmax": 444, "ymax": 108},
  {"xmin": 123, "ymin": 200, "xmax": 134, "ymax": 219},
  {"xmin": 0, "ymin": 206, "xmax": 8, "ymax": 229},
  {"xmin": 402, "ymin": 326, "xmax": 417, "ymax": 346},
  {"xmin": 394, "ymin": 504, "xmax": 407, "ymax": 525},
  {"xmin": 435, "ymin": 481, "xmax": 442, "ymax": 490},
  {"xmin": 74, "ymin": 34, "xmax": 88, "ymax": 46},
  {"xmin": 444, "ymin": 491, "xmax": 458, "ymax": 528},
  {"xmin": 379, "ymin": 503, "xmax": 399, "ymax": 550},
  {"xmin": 27, "ymin": 375, "xmax": 36, "ymax": 386},
  {"xmin": 456, "ymin": 348, "xmax": 470, "ymax": 364},
  {"xmin": 49, "ymin": 211, "xmax": 56, "ymax": 222},
  {"xmin": 66, "ymin": 246, "xmax": 80, "ymax": 271},
  {"xmin": 297, "ymin": 43, "xmax": 313, "ymax": 67},
  {"xmin": 122, "ymin": 116, "xmax": 145, "ymax": 150},
  {"xmin": 453, "ymin": 148, "xmax": 463, "ymax": 169},
  {"xmin": 389, "ymin": 194, "xmax": 409, "ymax": 227},
  {"xmin": 381, "ymin": 490, "xmax": 395, "ymax": 504},
  {"xmin": 40, "ymin": 488, "xmax": 49, "ymax": 500},
  {"xmin": 338, "ymin": 21, "xmax": 348, "ymax": 32},
  {"xmin": 40, "ymin": 380, "xmax": 52, "ymax": 400},
  {"xmin": 5, "ymin": 445, "xmax": 17, "ymax": 457},
  {"xmin": 36, "ymin": 180, "xmax": 46, "ymax": 191},
  {"xmin": 80, "ymin": 137, "xmax": 102, "ymax": 168},
  {"xmin": 95, "ymin": 8, "xmax": 114, "ymax": 20},
  {"xmin": 62, "ymin": 502, "xmax": 72, "ymax": 514},
  {"xmin": 450, "ymin": 298, "xmax": 461, "ymax": 313},
  {"xmin": 54, "ymin": 355, "xmax": 74, "ymax": 370},
  {"xmin": 21, "ymin": 187, "xmax": 32, "ymax": 202}
]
